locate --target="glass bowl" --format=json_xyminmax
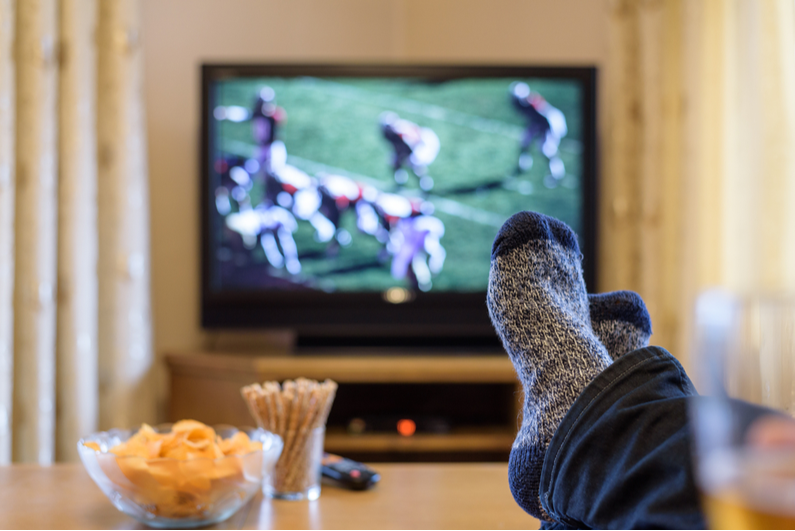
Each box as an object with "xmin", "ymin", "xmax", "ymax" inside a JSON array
[{"xmin": 77, "ymin": 424, "xmax": 283, "ymax": 529}]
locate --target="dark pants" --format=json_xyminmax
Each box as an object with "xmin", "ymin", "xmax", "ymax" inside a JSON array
[{"xmin": 538, "ymin": 346, "xmax": 776, "ymax": 530}]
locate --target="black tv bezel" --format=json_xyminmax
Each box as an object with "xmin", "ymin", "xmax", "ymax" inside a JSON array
[{"xmin": 200, "ymin": 63, "xmax": 598, "ymax": 341}]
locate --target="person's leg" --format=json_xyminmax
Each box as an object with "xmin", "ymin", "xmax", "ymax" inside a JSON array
[
  {"xmin": 487, "ymin": 211, "xmax": 612, "ymax": 521},
  {"xmin": 516, "ymin": 127, "xmax": 533, "ymax": 172},
  {"xmin": 537, "ymin": 346, "xmax": 702, "ymax": 529},
  {"xmin": 588, "ymin": 291, "xmax": 652, "ymax": 360}
]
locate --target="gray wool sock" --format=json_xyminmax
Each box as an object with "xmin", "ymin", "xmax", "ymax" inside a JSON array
[
  {"xmin": 487, "ymin": 211, "xmax": 612, "ymax": 521},
  {"xmin": 589, "ymin": 291, "xmax": 652, "ymax": 360}
]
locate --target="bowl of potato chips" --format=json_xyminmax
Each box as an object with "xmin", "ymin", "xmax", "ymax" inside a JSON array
[{"xmin": 78, "ymin": 420, "xmax": 283, "ymax": 528}]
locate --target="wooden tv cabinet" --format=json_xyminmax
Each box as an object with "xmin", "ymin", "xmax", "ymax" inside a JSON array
[{"xmin": 165, "ymin": 350, "xmax": 521, "ymax": 461}]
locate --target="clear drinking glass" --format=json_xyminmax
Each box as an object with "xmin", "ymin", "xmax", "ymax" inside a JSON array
[
  {"xmin": 264, "ymin": 425, "xmax": 325, "ymax": 501},
  {"xmin": 691, "ymin": 290, "xmax": 795, "ymax": 529}
]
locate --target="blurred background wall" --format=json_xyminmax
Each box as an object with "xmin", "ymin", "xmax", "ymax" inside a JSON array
[{"xmin": 141, "ymin": 0, "xmax": 609, "ymax": 365}]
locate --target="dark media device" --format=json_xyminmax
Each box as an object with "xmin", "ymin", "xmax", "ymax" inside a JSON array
[
  {"xmin": 321, "ymin": 453, "xmax": 380, "ymax": 490},
  {"xmin": 201, "ymin": 64, "xmax": 597, "ymax": 347}
]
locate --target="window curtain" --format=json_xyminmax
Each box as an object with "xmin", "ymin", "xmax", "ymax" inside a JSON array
[
  {"xmin": 0, "ymin": 0, "xmax": 153, "ymax": 464},
  {"xmin": 602, "ymin": 0, "xmax": 795, "ymax": 369}
]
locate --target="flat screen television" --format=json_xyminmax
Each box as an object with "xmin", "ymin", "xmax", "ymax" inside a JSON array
[{"xmin": 201, "ymin": 64, "xmax": 597, "ymax": 349}]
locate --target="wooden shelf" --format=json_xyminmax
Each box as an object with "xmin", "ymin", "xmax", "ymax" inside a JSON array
[
  {"xmin": 324, "ymin": 427, "xmax": 515, "ymax": 453},
  {"xmin": 166, "ymin": 351, "xmax": 517, "ymax": 383},
  {"xmin": 166, "ymin": 351, "xmax": 521, "ymax": 460}
]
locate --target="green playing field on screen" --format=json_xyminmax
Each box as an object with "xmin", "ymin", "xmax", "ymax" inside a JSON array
[{"xmin": 209, "ymin": 75, "xmax": 584, "ymax": 294}]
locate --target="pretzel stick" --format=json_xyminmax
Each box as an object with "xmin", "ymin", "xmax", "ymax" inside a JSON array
[
  {"xmin": 251, "ymin": 384, "xmax": 274, "ymax": 432},
  {"xmin": 282, "ymin": 380, "xmax": 304, "ymax": 456},
  {"xmin": 277, "ymin": 380, "xmax": 294, "ymax": 487},
  {"xmin": 263, "ymin": 385, "xmax": 278, "ymax": 434},
  {"xmin": 271, "ymin": 382, "xmax": 286, "ymax": 437},
  {"xmin": 276, "ymin": 380, "xmax": 304, "ymax": 487},
  {"xmin": 240, "ymin": 386, "xmax": 264, "ymax": 429},
  {"xmin": 283, "ymin": 380, "xmax": 299, "ymax": 436},
  {"xmin": 282, "ymin": 380, "xmax": 295, "ymax": 436},
  {"xmin": 315, "ymin": 380, "xmax": 338, "ymax": 428},
  {"xmin": 251, "ymin": 385, "xmax": 268, "ymax": 429}
]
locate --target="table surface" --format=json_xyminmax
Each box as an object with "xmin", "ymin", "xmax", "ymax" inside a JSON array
[{"xmin": 0, "ymin": 463, "xmax": 540, "ymax": 530}]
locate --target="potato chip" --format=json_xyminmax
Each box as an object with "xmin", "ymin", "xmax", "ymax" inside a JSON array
[
  {"xmin": 82, "ymin": 441, "xmax": 101, "ymax": 452},
  {"xmin": 218, "ymin": 431, "xmax": 259, "ymax": 456},
  {"xmin": 105, "ymin": 420, "xmax": 261, "ymax": 461}
]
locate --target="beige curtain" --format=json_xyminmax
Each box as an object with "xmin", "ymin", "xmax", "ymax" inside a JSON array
[
  {"xmin": 0, "ymin": 0, "xmax": 153, "ymax": 464},
  {"xmin": 603, "ymin": 0, "xmax": 795, "ymax": 370}
]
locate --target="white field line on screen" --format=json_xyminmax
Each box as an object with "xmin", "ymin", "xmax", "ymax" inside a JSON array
[
  {"xmin": 298, "ymin": 76, "xmax": 582, "ymax": 154},
  {"xmin": 218, "ymin": 139, "xmax": 504, "ymax": 228}
]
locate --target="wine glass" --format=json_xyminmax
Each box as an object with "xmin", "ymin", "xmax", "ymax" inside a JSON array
[{"xmin": 691, "ymin": 290, "xmax": 795, "ymax": 529}]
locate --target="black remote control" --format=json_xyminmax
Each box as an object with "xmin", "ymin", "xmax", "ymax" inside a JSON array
[{"xmin": 321, "ymin": 453, "xmax": 380, "ymax": 490}]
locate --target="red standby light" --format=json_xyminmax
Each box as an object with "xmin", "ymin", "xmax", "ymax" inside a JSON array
[{"xmin": 397, "ymin": 419, "xmax": 416, "ymax": 437}]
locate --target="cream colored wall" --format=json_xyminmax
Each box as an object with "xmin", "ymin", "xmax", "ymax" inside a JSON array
[{"xmin": 142, "ymin": 0, "xmax": 609, "ymax": 358}]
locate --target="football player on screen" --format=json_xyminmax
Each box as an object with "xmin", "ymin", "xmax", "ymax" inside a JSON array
[
  {"xmin": 388, "ymin": 200, "xmax": 446, "ymax": 292},
  {"xmin": 252, "ymin": 86, "xmax": 287, "ymax": 177},
  {"xmin": 379, "ymin": 111, "xmax": 440, "ymax": 192},
  {"xmin": 357, "ymin": 192, "xmax": 446, "ymax": 291},
  {"xmin": 509, "ymin": 82, "xmax": 568, "ymax": 187},
  {"xmin": 224, "ymin": 204, "xmax": 302, "ymax": 275}
]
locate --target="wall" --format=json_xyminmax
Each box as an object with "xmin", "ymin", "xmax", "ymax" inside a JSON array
[{"xmin": 141, "ymin": 0, "xmax": 609, "ymax": 363}]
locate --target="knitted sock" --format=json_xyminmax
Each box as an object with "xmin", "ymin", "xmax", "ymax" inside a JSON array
[
  {"xmin": 487, "ymin": 211, "xmax": 612, "ymax": 521},
  {"xmin": 589, "ymin": 291, "xmax": 652, "ymax": 360}
]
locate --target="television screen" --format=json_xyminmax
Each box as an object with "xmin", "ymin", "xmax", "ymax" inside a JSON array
[{"xmin": 202, "ymin": 65, "xmax": 596, "ymax": 340}]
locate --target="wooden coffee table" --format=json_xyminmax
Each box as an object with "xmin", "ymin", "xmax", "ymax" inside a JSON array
[{"xmin": 0, "ymin": 463, "xmax": 539, "ymax": 529}]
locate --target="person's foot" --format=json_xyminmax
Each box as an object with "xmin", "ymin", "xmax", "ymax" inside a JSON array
[
  {"xmin": 589, "ymin": 291, "xmax": 652, "ymax": 360},
  {"xmin": 487, "ymin": 211, "xmax": 612, "ymax": 520}
]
